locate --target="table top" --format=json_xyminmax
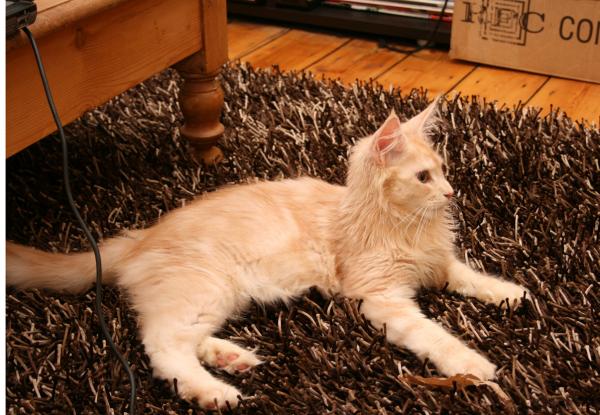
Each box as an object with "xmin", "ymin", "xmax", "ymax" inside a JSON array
[{"xmin": 7, "ymin": 0, "xmax": 129, "ymax": 52}]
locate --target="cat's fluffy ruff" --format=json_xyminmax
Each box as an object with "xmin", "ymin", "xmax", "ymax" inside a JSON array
[{"xmin": 6, "ymin": 102, "xmax": 529, "ymax": 409}]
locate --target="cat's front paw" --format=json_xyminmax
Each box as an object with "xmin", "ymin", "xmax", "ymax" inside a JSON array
[
  {"xmin": 480, "ymin": 280, "xmax": 530, "ymax": 308},
  {"xmin": 438, "ymin": 349, "xmax": 497, "ymax": 380}
]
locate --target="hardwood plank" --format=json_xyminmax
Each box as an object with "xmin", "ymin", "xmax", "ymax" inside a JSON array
[
  {"xmin": 307, "ymin": 39, "xmax": 405, "ymax": 84},
  {"xmin": 7, "ymin": 0, "xmax": 203, "ymax": 157},
  {"xmin": 450, "ymin": 66, "xmax": 548, "ymax": 107},
  {"xmin": 228, "ymin": 20, "xmax": 289, "ymax": 60},
  {"xmin": 528, "ymin": 78, "xmax": 600, "ymax": 125},
  {"xmin": 242, "ymin": 29, "xmax": 349, "ymax": 72},
  {"xmin": 376, "ymin": 49, "xmax": 474, "ymax": 96}
]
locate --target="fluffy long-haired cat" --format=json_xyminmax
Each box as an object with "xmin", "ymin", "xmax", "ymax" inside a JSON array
[{"xmin": 7, "ymin": 101, "xmax": 529, "ymax": 409}]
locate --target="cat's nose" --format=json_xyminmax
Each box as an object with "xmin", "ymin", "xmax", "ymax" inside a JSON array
[{"xmin": 444, "ymin": 191, "xmax": 454, "ymax": 199}]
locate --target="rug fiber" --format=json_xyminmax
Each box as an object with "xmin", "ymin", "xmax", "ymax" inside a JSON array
[{"xmin": 6, "ymin": 63, "xmax": 600, "ymax": 414}]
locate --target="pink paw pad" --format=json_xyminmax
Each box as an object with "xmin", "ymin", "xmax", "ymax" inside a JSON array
[
  {"xmin": 215, "ymin": 352, "xmax": 239, "ymax": 367},
  {"xmin": 235, "ymin": 363, "xmax": 250, "ymax": 371}
]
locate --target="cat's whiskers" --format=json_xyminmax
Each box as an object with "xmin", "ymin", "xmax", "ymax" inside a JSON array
[
  {"xmin": 390, "ymin": 209, "xmax": 418, "ymax": 232},
  {"xmin": 412, "ymin": 206, "xmax": 431, "ymax": 249},
  {"xmin": 444, "ymin": 200, "xmax": 459, "ymax": 228},
  {"xmin": 393, "ymin": 207, "xmax": 425, "ymax": 236}
]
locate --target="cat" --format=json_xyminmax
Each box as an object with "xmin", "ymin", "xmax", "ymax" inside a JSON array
[{"xmin": 6, "ymin": 101, "xmax": 529, "ymax": 410}]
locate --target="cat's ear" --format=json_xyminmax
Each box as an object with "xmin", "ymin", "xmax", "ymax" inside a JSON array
[
  {"xmin": 404, "ymin": 97, "xmax": 441, "ymax": 140},
  {"xmin": 371, "ymin": 110, "xmax": 404, "ymax": 165}
]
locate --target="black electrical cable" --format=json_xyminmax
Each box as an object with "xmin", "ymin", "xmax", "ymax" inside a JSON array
[
  {"xmin": 22, "ymin": 26, "xmax": 137, "ymax": 415},
  {"xmin": 378, "ymin": 0, "xmax": 451, "ymax": 55}
]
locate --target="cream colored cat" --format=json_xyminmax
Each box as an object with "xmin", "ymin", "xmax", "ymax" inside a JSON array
[{"xmin": 6, "ymin": 102, "xmax": 529, "ymax": 409}]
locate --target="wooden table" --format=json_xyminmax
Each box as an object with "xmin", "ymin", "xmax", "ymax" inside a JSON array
[{"xmin": 6, "ymin": 0, "xmax": 228, "ymax": 163}]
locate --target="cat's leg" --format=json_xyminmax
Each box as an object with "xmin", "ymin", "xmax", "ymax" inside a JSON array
[
  {"xmin": 445, "ymin": 258, "xmax": 529, "ymax": 306},
  {"xmin": 198, "ymin": 337, "xmax": 262, "ymax": 374},
  {"xmin": 140, "ymin": 314, "xmax": 241, "ymax": 409},
  {"xmin": 361, "ymin": 296, "xmax": 497, "ymax": 380}
]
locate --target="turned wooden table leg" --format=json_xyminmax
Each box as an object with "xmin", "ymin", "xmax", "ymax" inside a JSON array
[{"xmin": 174, "ymin": 52, "xmax": 225, "ymax": 165}]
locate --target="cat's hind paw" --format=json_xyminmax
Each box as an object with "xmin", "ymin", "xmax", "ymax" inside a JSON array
[
  {"xmin": 479, "ymin": 281, "xmax": 530, "ymax": 308},
  {"xmin": 179, "ymin": 379, "xmax": 241, "ymax": 410},
  {"xmin": 198, "ymin": 337, "xmax": 262, "ymax": 374}
]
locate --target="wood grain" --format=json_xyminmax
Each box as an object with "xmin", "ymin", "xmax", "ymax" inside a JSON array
[
  {"xmin": 528, "ymin": 78, "xmax": 600, "ymax": 125},
  {"xmin": 228, "ymin": 20, "xmax": 289, "ymax": 60},
  {"xmin": 199, "ymin": 0, "xmax": 228, "ymax": 73},
  {"xmin": 37, "ymin": 0, "xmax": 73, "ymax": 13},
  {"xmin": 450, "ymin": 66, "xmax": 548, "ymax": 107},
  {"xmin": 307, "ymin": 39, "xmax": 405, "ymax": 84},
  {"xmin": 242, "ymin": 29, "xmax": 349, "ymax": 72},
  {"xmin": 7, "ymin": 0, "xmax": 204, "ymax": 157},
  {"xmin": 8, "ymin": 0, "xmax": 128, "ymax": 51},
  {"xmin": 376, "ymin": 49, "xmax": 475, "ymax": 96},
  {"xmin": 175, "ymin": 53, "xmax": 226, "ymax": 165}
]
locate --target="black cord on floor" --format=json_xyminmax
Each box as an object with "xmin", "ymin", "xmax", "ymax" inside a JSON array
[
  {"xmin": 378, "ymin": 0, "xmax": 451, "ymax": 55},
  {"xmin": 22, "ymin": 26, "xmax": 137, "ymax": 415}
]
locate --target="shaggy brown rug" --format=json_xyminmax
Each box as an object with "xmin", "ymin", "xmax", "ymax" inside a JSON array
[{"xmin": 6, "ymin": 63, "xmax": 600, "ymax": 414}]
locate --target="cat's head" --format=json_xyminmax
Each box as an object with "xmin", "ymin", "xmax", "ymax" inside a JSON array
[{"xmin": 349, "ymin": 100, "xmax": 453, "ymax": 214}]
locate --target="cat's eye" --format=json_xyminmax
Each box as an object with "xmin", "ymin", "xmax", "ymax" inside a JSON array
[{"xmin": 417, "ymin": 170, "xmax": 431, "ymax": 183}]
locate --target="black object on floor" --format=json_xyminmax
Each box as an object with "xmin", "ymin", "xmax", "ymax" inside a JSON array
[{"xmin": 21, "ymin": 25, "xmax": 137, "ymax": 415}]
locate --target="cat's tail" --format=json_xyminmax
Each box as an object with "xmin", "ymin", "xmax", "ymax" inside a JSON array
[{"xmin": 6, "ymin": 232, "xmax": 140, "ymax": 293}]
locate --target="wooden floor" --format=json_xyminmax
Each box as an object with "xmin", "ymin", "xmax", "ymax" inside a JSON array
[{"xmin": 227, "ymin": 19, "xmax": 600, "ymax": 125}]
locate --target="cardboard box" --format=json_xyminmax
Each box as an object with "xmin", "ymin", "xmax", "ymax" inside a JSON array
[{"xmin": 450, "ymin": 0, "xmax": 600, "ymax": 83}]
